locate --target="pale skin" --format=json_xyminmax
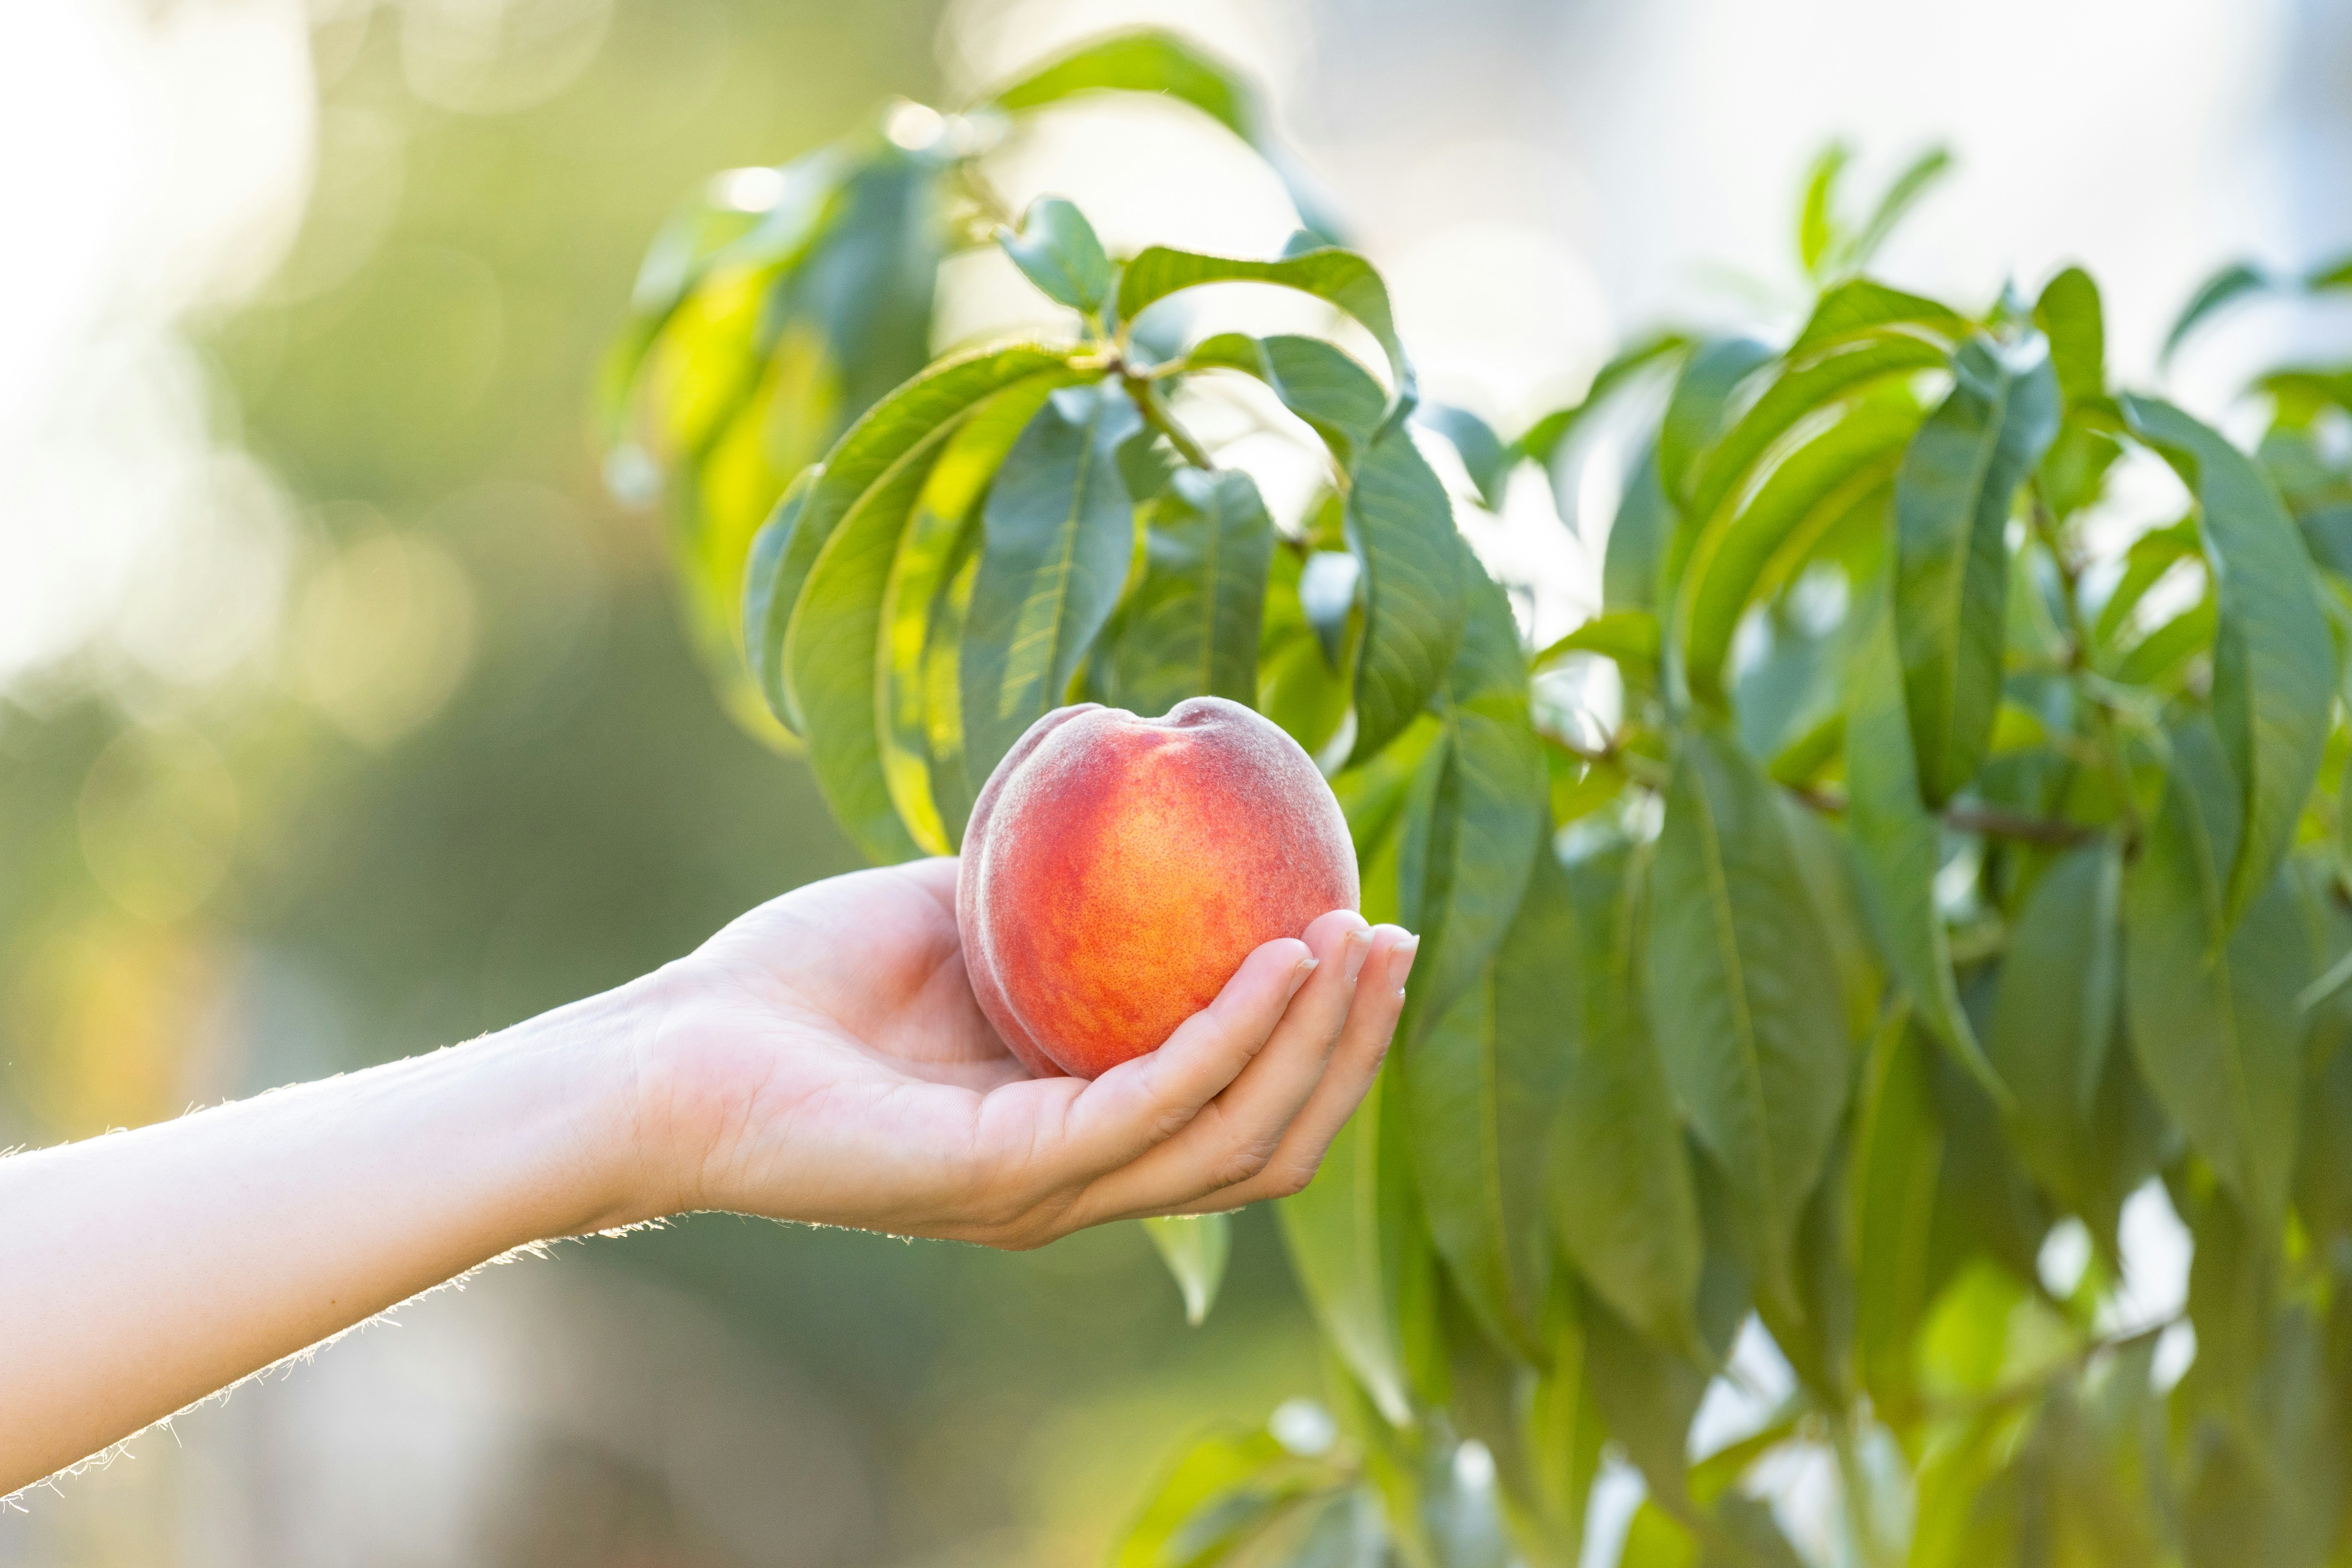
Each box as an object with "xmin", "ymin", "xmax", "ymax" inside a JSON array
[{"xmin": 0, "ymin": 857, "xmax": 1415, "ymax": 1495}]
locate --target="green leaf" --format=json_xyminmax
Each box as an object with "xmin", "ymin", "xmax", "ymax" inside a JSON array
[
  {"xmin": 2177, "ymin": 1177, "xmax": 2278, "ymax": 1431},
  {"xmin": 1406, "ymin": 835, "xmax": 1570, "ymax": 1357},
  {"xmin": 1297, "ymin": 550, "xmax": 1360, "ymax": 671},
  {"xmin": 1845, "ymin": 574, "xmax": 2004, "ymax": 1095},
  {"xmin": 1679, "ymin": 385, "xmax": 1921, "ymax": 702},
  {"xmin": 1849, "ymin": 147, "xmax": 1955, "ymax": 269},
  {"xmin": 1086, "ymin": 467, "xmax": 1274, "ymax": 716},
  {"xmin": 1892, "ymin": 331, "xmax": 2062, "ymax": 804},
  {"xmin": 598, "ymin": 148, "xmax": 841, "ymax": 448},
  {"xmin": 1346, "ymin": 716, "xmax": 1447, "ymax": 921},
  {"xmin": 2122, "ymin": 395, "xmax": 2333, "ymax": 925},
  {"xmin": 2112, "ymin": 595, "xmax": 2216, "ymax": 691},
  {"xmin": 1797, "ymin": 142, "xmax": 1849, "ymax": 276},
  {"xmin": 1118, "ymin": 247, "xmax": 1408, "ymax": 419},
  {"xmin": 2308, "ymin": 252, "xmax": 2352, "ymax": 290},
  {"xmin": 787, "ymin": 360, "xmax": 1081, "ymax": 858},
  {"xmin": 997, "ymin": 194, "xmax": 1112, "ymax": 314},
  {"xmin": 1345, "ymin": 426, "xmax": 1469, "ymax": 763},
  {"xmin": 2159, "ymin": 260, "xmax": 2273, "ymax": 367},
  {"xmin": 1188, "ymin": 332, "xmax": 1386, "ymax": 470},
  {"xmin": 1112, "ymin": 1422, "xmax": 1341, "ymax": 1568},
  {"xmin": 791, "ymin": 444, "xmax": 960, "ymax": 861},
  {"xmin": 1534, "ymin": 610, "xmax": 1661, "ymax": 674},
  {"xmin": 1279, "ymin": 1062, "xmax": 1432, "ymax": 1427},
  {"xmin": 1550, "ymin": 845, "xmax": 1705, "ymax": 1355},
  {"xmin": 1681, "ymin": 333, "xmax": 1949, "ymax": 569},
  {"xmin": 1765, "ymin": 1120, "xmax": 1858, "ymax": 1408},
  {"xmin": 880, "ymin": 374, "xmax": 1069, "ymax": 851},
  {"xmin": 1987, "ymin": 838, "xmax": 2126, "ymax": 1202},
  {"xmin": 1416, "ymin": 403, "xmax": 1510, "ymax": 510},
  {"xmin": 1258, "ymin": 540, "xmax": 1355, "ymax": 753},
  {"xmin": 1785, "ymin": 278, "xmax": 1969, "ymax": 360},
  {"xmin": 776, "ymin": 341, "xmax": 1081, "ymax": 732},
  {"xmin": 921, "ymin": 541, "xmax": 985, "ymax": 839},
  {"xmin": 2296, "ymin": 1029, "xmax": 2352, "ymax": 1249},
  {"xmin": 1911, "ymin": 1404, "xmax": 2031, "ymax": 1568},
  {"xmin": 2123, "ymin": 715, "xmax": 2307, "ymax": 1227},
  {"xmin": 1657, "ymin": 338, "xmax": 1776, "ymax": 507},
  {"xmin": 980, "ymin": 28, "xmax": 1346, "ymax": 244},
  {"xmin": 1411, "ymin": 563, "xmax": 1546, "ymax": 981},
  {"xmin": 1925, "ymin": 1034, "xmax": 2054, "ymax": 1294},
  {"xmin": 1848, "ymin": 1009, "xmax": 1943, "ymax": 1431},
  {"xmin": 1648, "ymin": 728, "xmax": 1852, "ymax": 1324},
  {"xmin": 1582, "ymin": 1160, "xmax": 1752, "ymax": 1515},
  {"xmin": 1142, "ymin": 1214, "xmax": 1232, "ymax": 1327},
  {"xmin": 743, "ymin": 465, "xmax": 821, "ymax": 731},
  {"xmin": 2033, "ymin": 266, "xmax": 2105, "ymax": 406},
  {"xmin": 2177, "ymin": 1302, "xmax": 2345, "ymax": 1568},
  {"xmin": 1287, "ymin": 1490, "xmax": 1388, "ymax": 1568},
  {"xmin": 1775, "ymin": 795, "xmax": 1888, "ymax": 1045},
  {"xmin": 640, "ymin": 140, "xmax": 952, "ymax": 727},
  {"xmin": 1516, "ymin": 333, "xmax": 1689, "ymax": 478},
  {"xmin": 959, "ymin": 382, "xmax": 1143, "ymax": 783},
  {"xmin": 2091, "ymin": 517, "xmax": 2197, "ymax": 653},
  {"xmin": 1518, "ymin": 1282, "xmax": 1607, "ymax": 1567},
  {"xmin": 2040, "ymin": 415, "xmax": 2123, "ymax": 521},
  {"xmin": 1604, "ymin": 439, "xmax": 1675, "ymax": 614}
]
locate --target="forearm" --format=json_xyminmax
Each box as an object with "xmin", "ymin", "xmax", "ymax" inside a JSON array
[{"xmin": 0, "ymin": 985, "xmax": 648, "ymax": 1491}]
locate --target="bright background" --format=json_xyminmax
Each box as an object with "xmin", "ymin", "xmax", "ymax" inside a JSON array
[{"xmin": 3, "ymin": 0, "xmax": 2348, "ymax": 1563}]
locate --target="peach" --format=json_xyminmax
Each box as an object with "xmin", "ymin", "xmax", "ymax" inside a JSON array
[{"xmin": 956, "ymin": 697, "xmax": 1360, "ymax": 1079}]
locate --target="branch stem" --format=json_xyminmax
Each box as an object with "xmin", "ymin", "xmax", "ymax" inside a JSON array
[
  {"xmin": 1792, "ymin": 782, "xmax": 2095, "ymax": 847},
  {"xmin": 1123, "ymin": 372, "xmax": 1216, "ymax": 471}
]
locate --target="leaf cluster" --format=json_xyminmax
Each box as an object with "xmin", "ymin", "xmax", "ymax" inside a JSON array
[{"xmin": 608, "ymin": 36, "xmax": 2352, "ymax": 1568}]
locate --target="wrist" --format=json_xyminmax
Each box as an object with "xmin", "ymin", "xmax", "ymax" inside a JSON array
[{"xmin": 483, "ymin": 968, "xmax": 687, "ymax": 1235}]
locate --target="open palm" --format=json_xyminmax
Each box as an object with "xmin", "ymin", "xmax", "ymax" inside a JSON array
[{"xmin": 624, "ymin": 858, "xmax": 1415, "ymax": 1247}]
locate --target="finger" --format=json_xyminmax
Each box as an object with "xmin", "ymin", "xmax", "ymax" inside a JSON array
[
  {"xmin": 1049, "ymin": 935, "xmax": 1319, "ymax": 1178},
  {"xmin": 1072, "ymin": 909, "xmax": 1375, "ymax": 1219},
  {"xmin": 1148, "ymin": 925, "xmax": 1418, "ymax": 1216}
]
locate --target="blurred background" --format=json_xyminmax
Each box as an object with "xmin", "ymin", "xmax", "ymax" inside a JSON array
[{"xmin": 3, "ymin": 0, "xmax": 2347, "ymax": 1562}]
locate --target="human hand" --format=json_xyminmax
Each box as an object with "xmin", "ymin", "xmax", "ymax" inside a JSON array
[{"xmin": 606, "ymin": 858, "xmax": 1416, "ymax": 1248}]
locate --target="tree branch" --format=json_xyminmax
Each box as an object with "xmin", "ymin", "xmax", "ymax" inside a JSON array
[
  {"xmin": 1792, "ymin": 782, "xmax": 2096, "ymax": 847},
  {"xmin": 1122, "ymin": 372, "xmax": 1216, "ymax": 471}
]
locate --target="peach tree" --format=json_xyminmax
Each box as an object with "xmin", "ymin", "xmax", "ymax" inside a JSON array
[{"xmin": 605, "ymin": 31, "xmax": 2352, "ymax": 1568}]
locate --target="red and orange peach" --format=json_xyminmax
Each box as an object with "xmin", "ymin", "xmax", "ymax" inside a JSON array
[{"xmin": 956, "ymin": 697, "xmax": 1359, "ymax": 1079}]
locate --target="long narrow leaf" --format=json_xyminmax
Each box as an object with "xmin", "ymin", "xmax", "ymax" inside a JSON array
[
  {"xmin": 1345, "ymin": 428, "xmax": 1468, "ymax": 763},
  {"xmin": 1085, "ymin": 467, "xmax": 1274, "ymax": 715},
  {"xmin": 879, "ymin": 374, "xmax": 1070, "ymax": 848},
  {"xmin": 2121, "ymin": 395, "xmax": 2332, "ymax": 925},
  {"xmin": 1845, "ymin": 575, "xmax": 2005, "ymax": 1096},
  {"xmin": 1892, "ymin": 331, "xmax": 2061, "ymax": 804},
  {"xmin": 1550, "ymin": 845, "xmax": 1705, "ymax": 1355},
  {"xmin": 960, "ymin": 383, "xmax": 1144, "ymax": 782},
  {"xmin": 1648, "ymin": 728, "xmax": 1852, "ymax": 1323},
  {"xmin": 2123, "ymin": 715, "xmax": 2305, "ymax": 1227},
  {"xmin": 1679, "ymin": 386, "xmax": 1921, "ymax": 701},
  {"xmin": 775, "ymin": 342, "xmax": 1081, "ymax": 730}
]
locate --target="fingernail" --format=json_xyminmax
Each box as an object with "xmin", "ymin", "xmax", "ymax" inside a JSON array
[
  {"xmin": 1388, "ymin": 936, "xmax": 1420, "ymax": 991},
  {"xmin": 1342, "ymin": 928, "xmax": 1375, "ymax": 984},
  {"xmin": 1288, "ymin": 955, "xmax": 1320, "ymax": 998}
]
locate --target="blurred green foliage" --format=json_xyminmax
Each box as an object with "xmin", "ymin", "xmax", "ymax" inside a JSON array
[{"xmin": 0, "ymin": 3, "xmax": 1331, "ymax": 1562}]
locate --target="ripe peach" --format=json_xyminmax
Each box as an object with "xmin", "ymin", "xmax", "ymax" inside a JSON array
[{"xmin": 956, "ymin": 697, "xmax": 1360, "ymax": 1079}]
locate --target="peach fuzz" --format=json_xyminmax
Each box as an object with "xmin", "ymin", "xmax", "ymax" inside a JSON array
[{"xmin": 956, "ymin": 697, "xmax": 1361, "ymax": 1079}]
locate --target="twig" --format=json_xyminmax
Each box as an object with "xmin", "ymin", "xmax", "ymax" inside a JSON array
[
  {"xmin": 1122, "ymin": 371, "xmax": 1216, "ymax": 471},
  {"xmin": 1793, "ymin": 782, "xmax": 2095, "ymax": 847},
  {"xmin": 1542, "ymin": 730, "xmax": 1669, "ymax": 789}
]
